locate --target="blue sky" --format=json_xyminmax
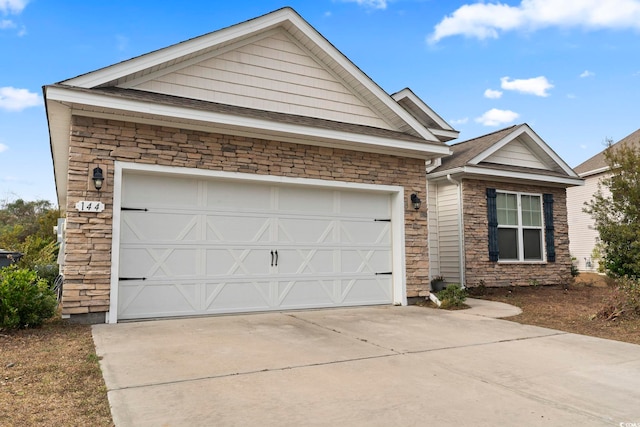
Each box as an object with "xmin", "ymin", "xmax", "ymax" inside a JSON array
[{"xmin": 1, "ymin": 0, "xmax": 639, "ymax": 205}]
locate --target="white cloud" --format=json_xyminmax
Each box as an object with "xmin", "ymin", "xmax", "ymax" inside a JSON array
[
  {"xmin": 567, "ymin": 93, "xmax": 577, "ymax": 99},
  {"xmin": 0, "ymin": 143, "xmax": 8, "ymax": 153},
  {"xmin": 0, "ymin": 0, "xmax": 28, "ymax": 15},
  {"xmin": 484, "ymin": 89, "xmax": 503, "ymax": 99},
  {"xmin": 0, "ymin": 87, "xmax": 41, "ymax": 111},
  {"xmin": 450, "ymin": 117, "xmax": 468, "ymax": 125},
  {"xmin": 500, "ymin": 76, "xmax": 553, "ymax": 97},
  {"xmin": 475, "ymin": 108, "xmax": 519, "ymax": 126},
  {"xmin": 116, "ymin": 34, "xmax": 129, "ymax": 52},
  {"xmin": 580, "ymin": 70, "xmax": 595, "ymax": 78},
  {"xmin": 429, "ymin": 0, "xmax": 640, "ymax": 43},
  {"xmin": 342, "ymin": 0, "xmax": 388, "ymax": 10},
  {"xmin": 0, "ymin": 19, "xmax": 15, "ymax": 28}
]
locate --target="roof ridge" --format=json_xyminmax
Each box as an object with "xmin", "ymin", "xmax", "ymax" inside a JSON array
[{"xmin": 449, "ymin": 124, "xmax": 520, "ymax": 147}]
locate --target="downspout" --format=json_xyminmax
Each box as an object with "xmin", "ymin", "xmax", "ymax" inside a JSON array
[{"xmin": 446, "ymin": 174, "xmax": 466, "ymax": 289}]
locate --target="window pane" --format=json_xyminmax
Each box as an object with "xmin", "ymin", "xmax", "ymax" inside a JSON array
[
  {"xmin": 521, "ymin": 195, "xmax": 542, "ymax": 227},
  {"xmin": 498, "ymin": 228, "xmax": 518, "ymax": 260},
  {"xmin": 497, "ymin": 193, "xmax": 518, "ymax": 225},
  {"xmin": 523, "ymin": 229, "xmax": 542, "ymax": 260}
]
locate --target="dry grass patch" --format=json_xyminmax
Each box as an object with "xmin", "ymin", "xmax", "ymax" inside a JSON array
[
  {"xmin": 0, "ymin": 319, "xmax": 113, "ymax": 426},
  {"xmin": 468, "ymin": 273, "xmax": 640, "ymax": 345}
]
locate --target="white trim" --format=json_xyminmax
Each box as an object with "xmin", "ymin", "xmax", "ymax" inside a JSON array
[
  {"xmin": 47, "ymin": 87, "xmax": 450, "ymax": 159},
  {"xmin": 427, "ymin": 166, "xmax": 584, "ymax": 187},
  {"xmin": 578, "ymin": 166, "xmax": 610, "ymax": 178},
  {"xmin": 108, "ymin": 161, "xmax": 407, "ymax": 323}
]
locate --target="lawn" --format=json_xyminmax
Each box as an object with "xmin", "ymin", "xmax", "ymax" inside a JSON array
[
  {"xmin": 0, "ymin": 320, "xmax": 113, "ymax": 426},
  {"xmin": 0, "ymin": 273, "xmax": 638, "ymax": 426}
]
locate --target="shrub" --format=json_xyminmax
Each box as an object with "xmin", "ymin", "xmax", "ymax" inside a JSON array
[
  {"xmin": 597, "ymin": 276, "xmax": 640, "ymax": 321},
  {"xmin": 437, "ymin": 284, "xmax": 468, "ymax": 309},
  {"xmin": 0, "ymin": 266, "xmax": 58, "ymax": 329}
]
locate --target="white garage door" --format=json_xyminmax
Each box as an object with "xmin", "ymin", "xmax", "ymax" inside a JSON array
[{"xmin": 117, "ymin": 172, "xmax": 394, "ymax": 320}]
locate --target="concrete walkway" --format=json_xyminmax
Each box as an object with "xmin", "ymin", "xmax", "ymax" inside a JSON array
[{"xmin": 93, "ymin": 304, "xmax": 640, "ymax": 426}]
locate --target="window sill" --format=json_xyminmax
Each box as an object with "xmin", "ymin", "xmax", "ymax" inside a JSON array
[{"xmin": 497, "ymin": 260, "xmax": 547, "ymax": 264}]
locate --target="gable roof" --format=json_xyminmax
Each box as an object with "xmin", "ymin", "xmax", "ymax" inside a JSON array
[
  {"xmin": 428, "ymin": 123, "xmax": 583, "ymax": 187},
  {"xmin": 44, "ymin": 7, "xmax": 453, "ymax": 207},
  {"xmin": 392, "ymin": 88, "xmax": 459, "ymax": 142},
  {"xmin": 573, "ymin": 128, "xmax": 640, "ymax": 177}
]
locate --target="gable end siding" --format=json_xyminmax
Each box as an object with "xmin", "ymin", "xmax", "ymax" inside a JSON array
[{"xmin": 131, "ymin": 30, "xmax": 392, "ymax": 129}]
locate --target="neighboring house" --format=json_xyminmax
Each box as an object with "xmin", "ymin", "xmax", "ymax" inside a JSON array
[
  {"xmin": 43, "ymin": 8, "xmax": 582, "ymax": 324},
  {"xmin": 567, "ymin": 128, "xmax": 640, "ymax": 272},
  {"xmin": 426, "ymin": 124, "xmax": 583, "ymax": 288}
]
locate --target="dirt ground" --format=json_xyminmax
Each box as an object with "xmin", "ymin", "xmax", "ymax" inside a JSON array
[
  {"xmin": 468, "ymin": 272, "xmax": 640, "ymax": 345},
  {"xmin": 0, "ymin": 319, "xmax": 113, "ymax": 427},
  {"xmin": 1, "ymin": 273, "xmax": 638, "ymax": 426}
]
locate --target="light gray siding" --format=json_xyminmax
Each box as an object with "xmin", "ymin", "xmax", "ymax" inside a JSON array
[
  {"xmin": 435, "ymin": 182, "xmax": 462, "ymax": 284},
  {"xmin": 131, "ymin": 29, "xmax": 391, "ymax": 129},
  {"xmin": 484, "ymin": 138, "xmax": 547, "ymax": 169},
  {"xmin": 567, "ymin": 172, "xmax": 609, "ymax": 272}
]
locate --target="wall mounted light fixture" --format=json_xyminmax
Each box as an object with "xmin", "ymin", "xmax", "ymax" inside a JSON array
[
  {"xmin": 410, "ymin": 193, "xmax": 422, "ymax": 210},
  {"xmin": 92, "ymin": 167, "xmax": 104, "ymax": 191}
]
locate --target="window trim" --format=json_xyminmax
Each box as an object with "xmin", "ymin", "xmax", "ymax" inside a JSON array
[{"xmin": 496, "ymin": 190, "xmax": 546, "ymax": 263}]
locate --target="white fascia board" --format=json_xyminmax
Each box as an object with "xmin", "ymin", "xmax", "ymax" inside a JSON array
[
  {"xmin": 578, "ymin": 166, "xmax": 610, "ymax": 178},
  {"xmin": 63, "ymin": 9, "xmax": 298, "ymax": 88},
  {"xmin": 428, "ymin": 166, "xmax": 584, "ymax": 186},
  {"xmin": 47, "ymin": 87, "xmax": 451, "ymax": 158},
  {"xmin": 430, "ymin": 128, "xmax": 460, "ymax": 141},
  {"xmin": 392, "ymin": 88, "xmax": 456, "ymax": 132}
]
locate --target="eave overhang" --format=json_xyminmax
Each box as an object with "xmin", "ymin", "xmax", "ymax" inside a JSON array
[{"xmin": 427, "ymin": 166, "xmax": 584, "ymax": 188}]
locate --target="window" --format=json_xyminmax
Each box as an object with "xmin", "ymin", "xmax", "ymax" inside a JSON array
[{"xmin": 496, "ymin": 192, "xmax": 544, "ymax": 261}]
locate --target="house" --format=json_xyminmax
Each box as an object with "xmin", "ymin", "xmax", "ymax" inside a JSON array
[
  {"xmin": 567, "ymin": 128, "xmax": 640, "ymax": 272},
  {"xmin": 44, "ymin": 8, "xmax": 581, "ymax": 324},
  {"xmin": 44, "ymin": 7, "xmax": 457, "ymax": 323},
  {"xmin": 426, "ymin": 124, "xmax": 583, "ymax": 288}
]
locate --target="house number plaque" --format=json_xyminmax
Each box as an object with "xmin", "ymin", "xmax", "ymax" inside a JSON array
[{"xmin": 75, "ymin": 201, "xmax": 105, "ymax": 212}]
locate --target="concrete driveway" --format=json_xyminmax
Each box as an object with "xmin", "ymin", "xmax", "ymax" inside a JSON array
[{"xmin": 92, "ymin": 305, "xmax": 640, "ymax": 426}]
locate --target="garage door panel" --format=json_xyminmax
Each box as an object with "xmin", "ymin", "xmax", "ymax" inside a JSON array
[
  {"xmin": 340, "ymin": 278, "xmax": 392, "ymax": 304},
  {"xmin": 123, "ymin": 174, "xmax": 199, "ymax": 207},
  {"xmin": 341, "ymin": 221, "xmax": 390, "ymax": 245},
  {"xmin": 119, "ymin": 281, "xmax": 200, "ymax": 319},
  {"xmin": 340, "ymin": 192, "xmax": 390, "ymax": 217},
  {"xmin": 275, "ymin": 249, "xmax": 335, "ymax": 274},
  {"xmin": 205, "ymin": 249, "xmax": 271, "ymax": 276},
  {"xmin": 204, "ymin": 281, "xmax": 271, "ymax": 312},
  {"xmin": 277, "ymin": 187, "xmax": 334, "ymax": 214},
  {"xmin": 206, "ymin": 216, "xmax": 271, "ymax": 243},
  {"xmin": 276, "ymin": 279, "xmax": 335, "ymax": 307},
  {"xmin": 341, "ymin": 250, "xmax": 392, "ymax": 273},
  {"xmin": 121, "ymin": 213, "xmax": 200, "ymax": 243},
  {"xmin": 276, "ymin": 218, "xmax": 334, "ymax": 243},
  {"xmin": 206, "ymin": 181, "xmax": 272, "ymax": 211}
]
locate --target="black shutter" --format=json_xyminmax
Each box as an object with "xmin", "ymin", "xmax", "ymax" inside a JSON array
[
  {"xmin": 487, "ymin": 188, "xmax": 499, "ymax": 262},
  {"xmin": 543, "ymin": 193, "xmax": 555, "ymax": 262}
]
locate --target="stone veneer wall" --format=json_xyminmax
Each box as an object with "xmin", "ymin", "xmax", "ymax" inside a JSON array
[
  {"xmin": 61, "ymin": 116, "xmax": 429, "ymax": 317},
  {"xmin": 462, "ymin": 178, "xmax": 572, "ymax": 287}
]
